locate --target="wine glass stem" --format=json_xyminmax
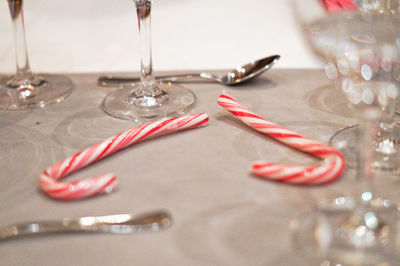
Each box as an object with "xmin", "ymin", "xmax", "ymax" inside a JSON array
[
  {"xmin": 7, "ymin": 0, "xmax": 34, "ymax": 83},
  {"xmin": 135, "ymin": 0, "xmax": 156, "ymax": 89},
  {"xmin": 356, "ymin": 109, "xmax": 380, "ymax": 204}
]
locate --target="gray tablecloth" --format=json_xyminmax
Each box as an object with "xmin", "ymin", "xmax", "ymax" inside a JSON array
[{"xmin": 0, "ymin": 69, "xmax": 358, "ymax": 265}]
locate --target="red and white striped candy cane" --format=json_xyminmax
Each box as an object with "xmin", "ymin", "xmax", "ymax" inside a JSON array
[
  {"xmin": 40, "ymin": 113, "xmax": 209, "ymax": 200},
  {"xmin": 217, "ymin": 94, "xmax": 345, "ymax": 185}
]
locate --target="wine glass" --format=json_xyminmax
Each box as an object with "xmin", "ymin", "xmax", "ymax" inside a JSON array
[
  {"xmin": 291, "ymin": 0, "xmax": 400, "ymax": 264},
  {"xmin": 298, "ymin": 0, "xmax": 400, "ymax": 174},
  {"xmin": 101, "ymin": 0, "xmax": 196, "ymax": 121},
  {"xmin": 0, "ymin": 0, "xmax": 72, "ymax": 110}
]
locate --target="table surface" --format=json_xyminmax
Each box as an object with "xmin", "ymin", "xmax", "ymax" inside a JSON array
[{"xmin": 0, "ymin": 69, "xmax": 361, "ymax": 265}]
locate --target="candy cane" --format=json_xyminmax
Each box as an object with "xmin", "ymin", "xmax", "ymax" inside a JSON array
[
  {"xmin": 322, "ymin": 0, "xmax": 358, "ymax": 13},
  {"xmin": 217, "ymin": 94, "xmax": 345, "ymax": 185},
  {"xmin": 40, "ymin": 113, "xmax": 209, "ymax": 200}
]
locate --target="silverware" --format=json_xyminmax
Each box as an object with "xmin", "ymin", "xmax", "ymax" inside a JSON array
[
  {"xmin": 0, "ymin": 210, "xmax": 171, "ymax": 242},
  {"xmin": 98, "ymin": 54, "xmax": 280, "ymax": 87}
]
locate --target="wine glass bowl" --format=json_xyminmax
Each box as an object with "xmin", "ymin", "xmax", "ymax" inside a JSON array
[
  {"xmin": 0, "ymin": 0, "xmax": 73, "ymax": 110},
  {"xmin": 291, "ymin": 0, "xmax": 400, "ymax": 264},
  {"xmin": 101, "ymin": 0, "xmax": 196, "ymax": 121},
  {"xmin": 298, "ymin": 1, "xmax": 400, "ymax": 173}
]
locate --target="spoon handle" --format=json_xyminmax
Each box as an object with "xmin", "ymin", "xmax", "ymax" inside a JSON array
[
  {"xmin": 97, "ymin": 73, "xmax": 211, "ymax": 87},
  {"xmin": 0, "ymin": 210, "xmax": 171, "ymax": 242}
]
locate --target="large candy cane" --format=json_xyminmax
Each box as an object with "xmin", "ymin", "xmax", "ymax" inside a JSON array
[
  {"xmin": 40, "ymin": 113, "xmax": 209, "ymax": 200},
  {"xmin": 217, "ymin": 94, "xmax": 345, "ymax": 185}
]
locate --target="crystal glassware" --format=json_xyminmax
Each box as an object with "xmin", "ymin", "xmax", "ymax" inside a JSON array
[
  {"xmin": 291, "ymin": 0, "xmax": 400, "ymax": 264},
  {"xmin": 298, "ymin": 0, "xmax": 400, "ymax": 173},
  {"xmin": 101, "ymin": 0, "xmax": 196, "ymax": 121},
  {"xmin": 0, "ymin": 0, "xmax": 72, "ymax": 110}
]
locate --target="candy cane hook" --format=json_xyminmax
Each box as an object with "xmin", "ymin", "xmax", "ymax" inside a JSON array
[
  {"xmin": 217, "ymin": 94, "xmax": 345, "ymax": 185},
  {"xmin": 40, "ymin": 113, "xmax": 209, "ymax": 200}
]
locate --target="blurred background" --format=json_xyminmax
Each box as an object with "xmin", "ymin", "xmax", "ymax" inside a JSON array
[{"xmin": 0, "ymin": 0, "xmax": 320, "ymax": 74}]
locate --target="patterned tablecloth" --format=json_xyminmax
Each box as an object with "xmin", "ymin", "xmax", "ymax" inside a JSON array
[{"xmin": 0, "ymin": 69, "xmax": 361, "ymax": 265}]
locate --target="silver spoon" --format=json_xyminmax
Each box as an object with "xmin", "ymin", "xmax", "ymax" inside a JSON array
[
  {"xmin": 0, "ymin": 210, "xmax": 171, "ymax": 242},
  {"xmin": 98, "ymin": 55, "xmax": 280, "ymax": 87}
]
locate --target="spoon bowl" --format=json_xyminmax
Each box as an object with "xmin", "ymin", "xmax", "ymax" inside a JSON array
[
  {"xmin": 98, "ymin": 55, "xmax": 280, "ymax": 87},
  {"xmin": 218, "ymin": 55, "xmax": 281, "ymax": 85}
]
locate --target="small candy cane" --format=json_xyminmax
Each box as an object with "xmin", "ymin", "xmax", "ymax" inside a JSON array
[
  {"xmin": 217, "ymin": 94, "xmax": 345, "ymax": 185},
  {"xmin": 322, "ymin": 0, "xmax": 358, "ymax": 13},
  {"xmin": 40, "ymin": 113, "xmax": 209, "ymax": 200}
]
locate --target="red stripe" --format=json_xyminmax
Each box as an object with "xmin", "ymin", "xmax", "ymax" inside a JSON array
[
  {"xmin": 218, "ymin": 94, "xmax": 234, "ymax": 101},
  {"xmin": 278, "ymin": 168, "xmax": 308, "ymax": 181},
  {"xmin": 252, "ymin": 162, "xmax": 276, "ymax": 169},
  {"xmin": 59, "ymin": 152, "xmax": 81, "ymax": 178},
  {"xmin": 65, "ymin": 176, "xmax": 117, "ymax": 200},
  {"xmin": 111, "ymin": 125, "xmax": 146, "ymax": 153},
  {"xmin": 229, "ymin": 111, "xmax": 263, "ymax": 120},
  {"xmin": 248, "ymin": 123, "xmax": 280, "ymax": 129},
  {"xmin": 253, "ymin": 165, "xmax": 286, "ymax": 176},
  {"xmin": 185, "ymin": 114, "xmax": 209, "ymax": 129},
  {"xmin": 93, "ymin": 133, "xmax": 122, "ymax": 163},
  {"xmin": 302, "ymin": 161, "xmax": 338, "ymax": 185},
  {"xmin": 65, "ymin": 177, "xmax": 116, "ymax": 200},
  {"xmin": 45, "ymin": 176, "xmax": 117, "ymax": 200},
  {"xmin": 265, "ymin": 132, "xmax": 304, "ymax": 139},
  {"xmin": 73, "ymin": 145, "xmax": 98, "ymax": 173},
  {"xmin": 42, "ymin": 179, "xmax": 84, "ymax": 194},
  {"xmin": 219, "ymin": 103, "xmax": 241, "ymax": 110},
  {"xmin": 49, "ymin": 160, "xmax": 64, "ymax": 178},
  {"xmin": 137, "ymin": 117, "xmax": 180, "ymax": 143},
  {"xmin": 40, "ymin": 176, "xmax": 57, "ymax": 187}
]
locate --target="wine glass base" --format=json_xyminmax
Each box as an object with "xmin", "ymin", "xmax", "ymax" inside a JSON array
[
  {"xmin": 101, "ymin": 82, "xmax": 196, "ymax": 121},
  {"xmin": 329, "ymin": 124, "xmax": 400, "ymax": 173},
  {"xmin": 291, "ymin": 197, "xmax": 400, "ymax": 265},
  {"xmin": 0, "ymin": 74, "xmax": 73, "ymax": 110}
]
